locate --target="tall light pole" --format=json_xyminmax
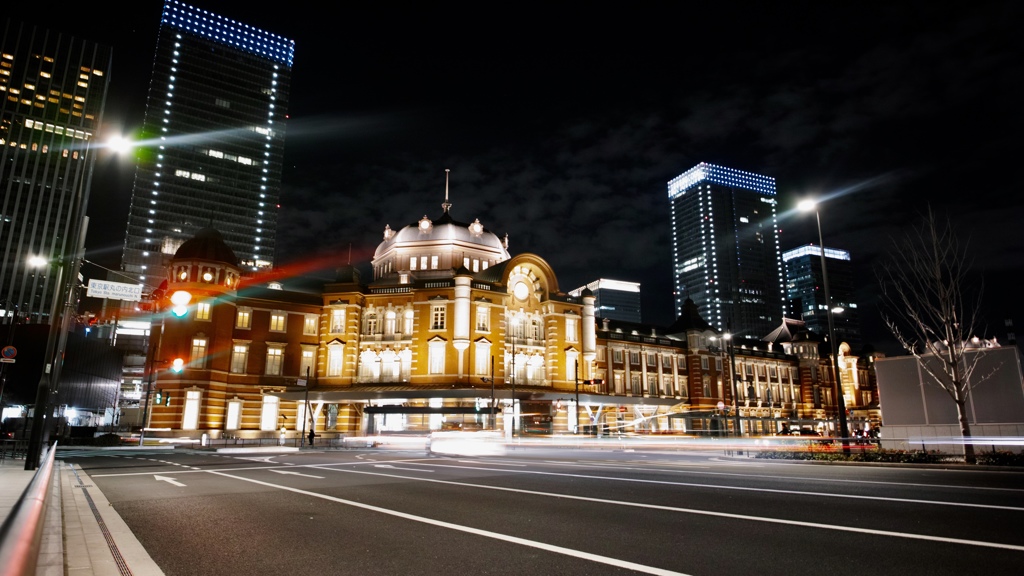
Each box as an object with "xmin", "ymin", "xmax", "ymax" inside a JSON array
[
  {"xmin": 712, "ymin": 331, "xmax": 741, "ymax": 438},
  {"xmin": 798, "ymin": 199, "xmax": 850, "ymax": 452},
  {"xmin": 24, "ymin": 256, "xmax": 65, "ymax": 470},
  {"xmin": 574, "ymin": 358, "xmax": 580, "ymax": 435},
  {"xmin": 508, "ymin": 313, "xmax": 520, "ymax": 438}
]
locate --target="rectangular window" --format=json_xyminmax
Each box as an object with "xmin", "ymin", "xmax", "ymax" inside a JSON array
[
  {"xmin": 331, "ymin": 309, "xmax": 345, "ymax": 333},
  {"xmin": 431, "ymin": 305, "xmax": 446, "ymax": 330},
  {"xmin": 190, "ymin": 338, "xmax": 207, "ymax": 369},
  {"xmin": 225, "ymin": 399, "xmax": 242, "ymax": 431},
  {"xmin": 230, "ymin": 344, "xmax": 249, "ymax": 374},
  {"xmin": 410, "ymin": 257, "xmax": 417, "ymax": 270},
  {"xmin": 476, "ymin": 306, "xmax": 489, "ymax": 332},
  {"xmin": 630, "ymin": 351, "xmax": 640, "ymax": 365},
  {"xmin": 647, "ymin": 353, "xmax": 657, "ymax": 366},
  {"xmin": 613, "ymin": 349, "xmax": 623, "ymax": 363},
  {"xmin": 430, "ymin": 255, "xmax": 438, "ymax": 269},
  {"xmin": 265, "ymin": 347, "xmax": 284, "ymax": 376},
  {"xmin": 429, "ymin": 341, "xmax": 445, "ymax": 374},
  {"xmin": 300, "ymin": 348, "xmax": 315, "ymax": 379},
  {"xmin": 270, "ymin": 311, "xmax": 286, "ymax": 332},
  {"xmin": 195, "ymin": 302, "xmax": 211, "ymax": 321},
  {"xmin": 183, "ymin": 390, "xmax": 201, "ymax": 430},
  {"xmin": 303, "ymin": 314, "xmax": 318, "ymax": 335},
  {"xmin": 474, "ymin": 345, "xmax": 491, "ymax": 376},
  {"xmin": 260, "ymin": 396, "xmax": 279, "ymax": 431},
  {"xmin": 701, "ymin": 356, "xmax": 709, "ymax": 370},
  {"xmin": 702, "ymin": 375, "xmax": 711, "ymax": 397},
  {"xmin": 566, "ymin": 317, "xmax": 578, "ymax": 343},
  {"xmin": 236, "ymin": 308, "xmax": 251, "ymax": 329},
  {"xmin": 328, "ymin": 347, "xmax": 343, "ymax": 376},
  {"xmin": 420, "ymin": 256, "xmax": 427, "ymax": 270}
]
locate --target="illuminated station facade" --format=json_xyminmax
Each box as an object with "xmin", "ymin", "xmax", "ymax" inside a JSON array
[{"xmin": 144, "ymin": 192, "xmax": 879, "ymax": 439}]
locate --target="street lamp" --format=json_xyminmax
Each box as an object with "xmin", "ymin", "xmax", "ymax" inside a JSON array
[
  {"xmin": 24, "ymin": 255, "xmax": 68, "ymax": 469},
  {"xmin": 508, "ymin": 313, "xmax": 520, "ymax": 437},
  {"xmin": 711, "ymin": 331, "xmax": 742, "ymax": 438},
  {"xmin": 797, "ymin": 199, "xmax": 850, "ymax": 452}
]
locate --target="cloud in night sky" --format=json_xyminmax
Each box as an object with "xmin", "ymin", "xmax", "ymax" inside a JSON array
[{"xmin": 10, "ymin": 1, "xmax": 1022, "ymax": 354}]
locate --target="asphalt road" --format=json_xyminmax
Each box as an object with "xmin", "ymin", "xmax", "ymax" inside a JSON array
[{"xmin": 59, "ymin": 445, "xmax": 1024, "ymax": 576}]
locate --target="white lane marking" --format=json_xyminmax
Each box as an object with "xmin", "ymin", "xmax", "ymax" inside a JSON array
[
  {"xmin": 325, "ymin": 466, "xmax": 1024, "ymax": 552},
  {"xmin": 270, "ymin": 470, "xmax": 324, "ymax": 479},
  {"xmin": 375, "ymin": 464, "xmax": 433, "ymax": 472},
  {"xmin": 525, "ymin": 458, "xmax": 1024, "ymax": 494},
  {"xmin": 206, "ymin": 470, "xmax": 690, "ymax": 576},
  {"xmin": 154, "ymin": 475, "xmax": 186, "ymax": 487},
  {"xmin": 393, "ymin": 461, "xmax": 1024, "ymax": 513},
  {"xmin": 235, "ymin": 456, "xmax": 278, "ymax": 463},
  {"xmin": 457, "ymin": 460, "xmax": 525, "ymax": 467}
]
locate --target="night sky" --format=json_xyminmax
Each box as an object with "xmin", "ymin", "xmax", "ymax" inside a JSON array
[{"xmin": 8, "ymin": 1, "xmax": 1023, "ymax": 356}]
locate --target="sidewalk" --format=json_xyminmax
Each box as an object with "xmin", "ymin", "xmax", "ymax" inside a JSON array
[{"xmin": 1, "ymin": 451, "xmax": 164, "ymax": 576}]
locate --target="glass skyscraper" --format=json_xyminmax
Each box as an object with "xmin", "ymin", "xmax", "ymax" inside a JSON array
[
  {"xmin": 782, "ymin": 244, "xmax": 861, "ymax": 350},
  {"xmin": 0, "ymin": 19, "xmax": 112, "ymax": 322},
  {"xmin": 121, "ymin": 0, "xmax": 294, "ymax": 289},
  {"xmin": 569, "ymin": 279, "xmax": 641, "ymax": 324},
  {"xmin": 667, "ymin": 162, "xmax": 785, "ymax": 338}
]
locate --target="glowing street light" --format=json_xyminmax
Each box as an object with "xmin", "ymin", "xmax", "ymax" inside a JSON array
[{"xmin": 797, "ymin": 198, "xmax": 850, "ymax": 452}]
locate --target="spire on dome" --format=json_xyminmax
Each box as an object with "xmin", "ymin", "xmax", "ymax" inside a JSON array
[{"xmin": 442, "ymin": 168, "xmax": 452, "ymax": 213}]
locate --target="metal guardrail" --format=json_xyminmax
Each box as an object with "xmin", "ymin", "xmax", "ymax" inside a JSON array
[{"xmin": 0, "ymin": 442, "xmax": 57, "ymax": 576}]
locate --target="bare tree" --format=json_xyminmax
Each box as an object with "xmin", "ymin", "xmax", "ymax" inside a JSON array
[{"xmin": 876, "ymin": 207, "xmax": 990, "ymax": 464}]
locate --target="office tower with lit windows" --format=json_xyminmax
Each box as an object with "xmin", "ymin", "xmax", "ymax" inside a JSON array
[
  {"xmin": 120, "ymin": 0, "xmax": 294, "ymax": 290},
  {"xmin": 667, "ymin": 162, "xmax": 785, "ymax": 339},
  {"xmin": 782, "ymin": 244, "xmax": 861, "ymax": 350},
  {"xmin": 0, "ymin": 19, "xmax": 112, "ymax": 322},
  {"xmin": 569, "ymin": 279, "xmax": 641, "ymax": 323}
]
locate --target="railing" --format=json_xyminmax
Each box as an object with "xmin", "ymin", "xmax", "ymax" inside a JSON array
[
  {"xmin": 0, "ymin": 439, "xmax": 28, "ymax": 462},
  {"xmin": 0, "ymin": 442, "xmax": 57, "ymax": 576}
]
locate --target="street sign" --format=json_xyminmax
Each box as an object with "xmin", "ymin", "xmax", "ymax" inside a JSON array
[
  {"xmin": 0, "ymin": 359, "xmax": 14, "ymax": 363},
  {"xmin": 87, "ymin": 279, "xmax": 143, "ymax": 301},
  {"xmin": 1, "ymin": 345, "xmax": 15, "ymax": 362}
]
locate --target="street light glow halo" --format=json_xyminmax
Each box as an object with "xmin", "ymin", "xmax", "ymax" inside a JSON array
[{"xmin": 797, "ymin": 199, "xmax": 817, "ymax": 212}]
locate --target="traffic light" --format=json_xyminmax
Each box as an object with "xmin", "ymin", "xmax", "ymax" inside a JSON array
[
  {"xmin": 170, "ymin": 290, "xmax": 192, "ymax": 317},
  {"xmin": 171, "ymin": 358, "xmax": 184, "ymax": 373},
  {"xmin": 154, "ymin": 391, "xmax": 163, "ymax": 404}
]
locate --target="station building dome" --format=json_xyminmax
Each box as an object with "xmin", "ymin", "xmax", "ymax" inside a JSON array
[{"xmin": 371, "ymin": 194, "xmax": 510, "ymax": 283}]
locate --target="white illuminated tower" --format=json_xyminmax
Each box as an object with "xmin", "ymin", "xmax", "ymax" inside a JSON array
[
  {"xmin": 667, "ymin": 162, "xmax": 786, "ymax": 338},
  {"xmin": 120, "ymin": 0, "xmax": 294, "ymax": 289}
]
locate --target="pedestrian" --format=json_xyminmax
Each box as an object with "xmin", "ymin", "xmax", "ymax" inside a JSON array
[{"xmin": 307, "ymin": 428, "xmax": 315, "ymax": 447}]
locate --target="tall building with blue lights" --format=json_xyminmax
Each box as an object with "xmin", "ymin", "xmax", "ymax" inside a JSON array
[
  {"xmin": 121, "ymin": 0, "xmax": 294, "ymax": 290},
  {"xmin": 782, "ymin": 244, "xmax": 861, "ymax": 350},
  {"xmin": 667, "ymin": 162, "xmax": 785, "ymax": 338}
]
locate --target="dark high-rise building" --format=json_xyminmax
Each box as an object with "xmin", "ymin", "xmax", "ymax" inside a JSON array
[
  {"xmin": 782, "ymin": 244, "xmax": 861, "ymax": 350},
  {"xmin": 569, "ymin": 279, "xmax": 641, "ymax": 324},
  {"xmin": 120, "ymin": 0, "xmax": 294, "ymax": 290},
  {"xmin": 667, "ymin": 162, "xmax": 785, "ymax": 338},
  {"xmin": 0, "ymin": 19, "xmax": 112, "ymax": 322}
]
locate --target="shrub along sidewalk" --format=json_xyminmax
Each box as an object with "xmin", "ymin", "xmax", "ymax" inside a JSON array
[{"xmin": 754, "ymin": 446, "xmax": 1024, "ymax": 466}]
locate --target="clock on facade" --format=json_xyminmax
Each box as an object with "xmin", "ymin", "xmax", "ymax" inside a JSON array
[{"xmin": 513, "ymin": 281, "xmax": 530, "ymax": 302}]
